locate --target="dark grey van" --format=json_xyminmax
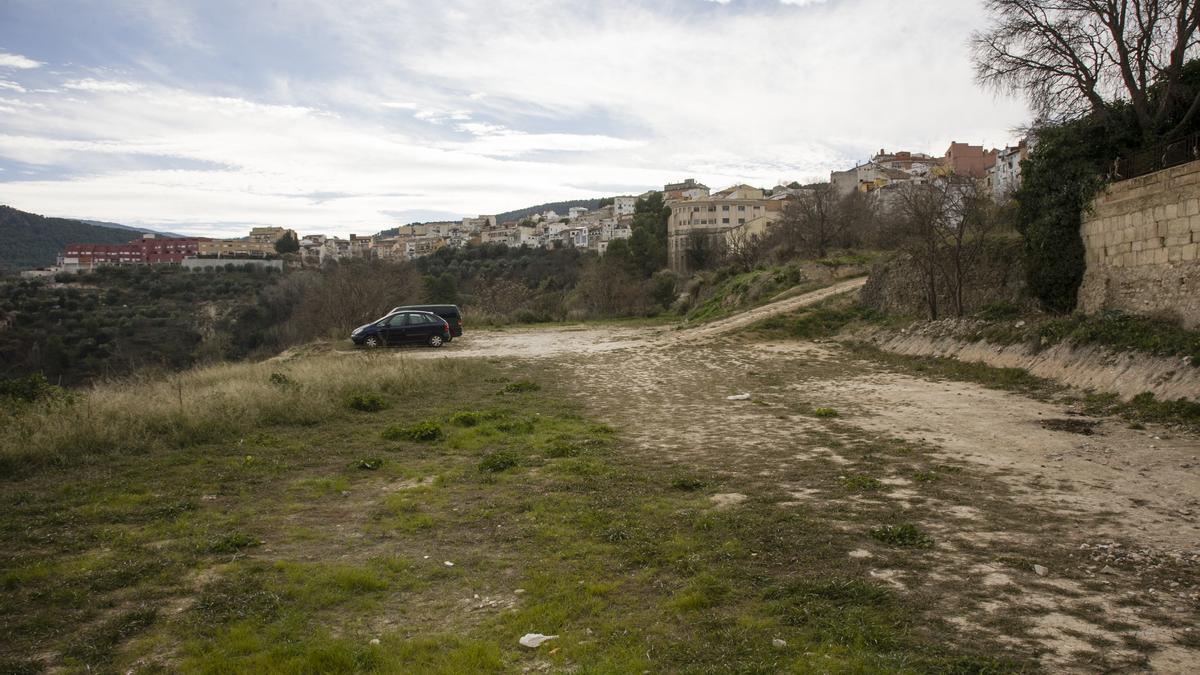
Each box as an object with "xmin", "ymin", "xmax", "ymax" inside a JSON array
[{"xmin": 389, "ymin": 304, "xmax": 463, "ymax": 339}]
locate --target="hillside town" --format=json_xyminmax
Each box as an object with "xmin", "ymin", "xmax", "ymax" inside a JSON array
[{"xmin": 47, "ymin": 138, "xmax": 1031, "ymax": 276}]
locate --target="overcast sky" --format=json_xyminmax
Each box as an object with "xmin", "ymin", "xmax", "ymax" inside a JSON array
[{"xmin": 0, "ymin": 0, "xmax": 1030, "ymax": 237}]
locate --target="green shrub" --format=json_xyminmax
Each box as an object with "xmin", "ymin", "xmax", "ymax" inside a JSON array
[
  {"xmin": 813, "ymin": 407, "xmax": 839, "ymax": 418},
  {"xmin": 381, "ymin": 422, "xmax": 443, "ymax": 443},
  {"xmin": 345, "ymin": 392, "xmax": 386, "ymax": 412},
  {"xmin": 869, "ymin": 524, "xmax": 933, "ymax": 548},
  {"xmin": 448, "ymin": 411, "xmax": 482, "ymax": 427},
  {"xmin": 479, "ymin": 451, "xmax": 519, "ymax": 473},
  {"xmin": 356, "ymin": 457, "xmax": 383, "ymax": 470},
  {"xmin": 0, "ymin": 374, "xmax": 72, "ymax": 406}
]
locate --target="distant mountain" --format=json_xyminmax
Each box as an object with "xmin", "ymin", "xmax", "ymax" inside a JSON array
[
  {"xmin": 0, "ymin": 206, "xmax": 155, "ymax": 273},
  {"xmin": 80, "ymin": 219, "xmax": 185, "ymax": 238},
  {"xmin": 495, "ymin": 198, "xmax": 606, "ymax": 224}
]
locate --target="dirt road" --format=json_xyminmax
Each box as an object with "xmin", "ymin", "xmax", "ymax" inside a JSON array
[{"xmin": 422, "ymin": 283, "xmax": 1200, "ymax": 672}]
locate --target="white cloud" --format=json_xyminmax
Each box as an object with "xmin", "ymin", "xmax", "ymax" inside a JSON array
[
  {"xmin": 0, "ymin": 52, "xmax": 41, "ymax": 69},
  {"xmin": 63, "ymin": 79, "xmax": 142, "ymax": 93},
  {"xmin": 0, "ymin": 0, "xmax": 1031, "ymax": 235}
]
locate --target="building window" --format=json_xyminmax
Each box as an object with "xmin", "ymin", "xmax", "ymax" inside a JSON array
[
  {"xmin": 722, "ymin": 205, "xmax": 730, "ymax": 211},
  {"xmin": 738, "ymin": 218, "xmax": 745, "ymax": 224},
  {"xmin": 738, "ymin": 205, "xmax": 745, "ymax": 211},
  {"xmin": 722, "ymin": 218, "xmax": 729, "ymax": 224}
]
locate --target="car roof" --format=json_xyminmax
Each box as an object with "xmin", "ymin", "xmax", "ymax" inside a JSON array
[{"xmin": 392, "ymin": 304, "xmax": 459, "ymax": 312}]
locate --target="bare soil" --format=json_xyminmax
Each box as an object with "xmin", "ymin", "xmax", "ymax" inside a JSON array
[{"xmin": 415, "ymin": 281, "xmax": 1200, "ymax": 673}]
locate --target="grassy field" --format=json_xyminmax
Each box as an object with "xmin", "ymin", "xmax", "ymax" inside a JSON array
[{"xmin": 0, "ymin": 350, "xmax": 1017, "ymax": 673}]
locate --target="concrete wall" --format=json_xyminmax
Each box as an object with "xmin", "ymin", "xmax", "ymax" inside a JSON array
[{"xmin": 1078, "ymin": 160, "xmax": 1200, "ymax": 328}]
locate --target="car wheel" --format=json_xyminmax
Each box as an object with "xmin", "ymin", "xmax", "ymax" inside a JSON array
[
  {"xmin": 363, "ymin": 335, "xmax": 382, "ymax": 348},
  {"xmin": 428, "ymin": 334, "xmax": 444, "ymax": 348}
]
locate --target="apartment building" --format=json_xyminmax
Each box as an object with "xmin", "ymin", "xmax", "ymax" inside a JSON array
[
  {"xmin": 59, "ymin": 235, "xmax": 210, "ymax": 270},
  {"xmin": 944, "ymin": 142, "xmax": 998, "ymax": 179},
  {"xmin": 664, "ymin": 178, "xmax": 710, "ymax": 201},
  {"xmin": 666, "ymin": 187, "xmax": 784, "ymax": 273}
]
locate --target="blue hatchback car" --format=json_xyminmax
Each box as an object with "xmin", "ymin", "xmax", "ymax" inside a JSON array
[{"xmin": 351, "ymin": 310, "xmax": 450, "ymax": 348}]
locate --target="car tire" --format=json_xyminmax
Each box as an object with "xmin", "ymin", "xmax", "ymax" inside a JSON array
[
  {"xmin": 428, "ymin": 335, "xmax": 444, "ymax": 348},
  {"xmin": 363, "ymin": 335, "xmax": 382, "ymax": 348}
]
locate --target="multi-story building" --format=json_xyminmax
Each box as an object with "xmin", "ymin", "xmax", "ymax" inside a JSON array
[
  {"xmin": 248, "ymin": 226, "xmax": 288, "ymax": 245},
  {"xmin": 664, "ymin": 178, "xmax": 710, "ymax": 201},
  {"xmin": 986, "ymin": 137, "xmax": 1035, "ymax": 202},
  {"xmin": 944, "ymin": 142, "xmax": 998, "ymax": 179},
  {"xmin": 614, "ymin": 196, "xmax": 637, "ymax": 216},
  {"xmin": 197, "ymin": 238, "xmax": 277, "ymax": 258},
  {"xmin": 666, "ymin": 186, "xmax": 784, "ymax": 273},
  {"xmin": 59, "ymin": 235, "xmax": 210, "ymax": 270}
]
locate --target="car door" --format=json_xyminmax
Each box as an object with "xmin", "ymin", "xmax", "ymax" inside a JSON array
[
  {"xmin": 379, "ymin": 313, "xmax": 407, "ymax": 345},
  {"xmin": 408, "ymin": 313, "xmax": 435, "ymax": 343}
]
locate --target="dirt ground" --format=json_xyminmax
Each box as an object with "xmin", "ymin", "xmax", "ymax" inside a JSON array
[{"xmin": 414, "ymin": 282, "xmax": 1200, "ymax": 673}]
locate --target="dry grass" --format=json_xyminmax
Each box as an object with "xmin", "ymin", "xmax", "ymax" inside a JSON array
[{"xmin": 0, "ymin": 352, "xmax": 472, "ymax": 477}]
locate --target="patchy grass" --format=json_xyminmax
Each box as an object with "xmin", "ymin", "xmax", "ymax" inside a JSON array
[
  {"xmin": 870, "ymin": 524, "xmax": 934, "ymax": 548},
  {"xmin": 684, "ymin": 265, "xmax": 824, "ymax": 323},
  {"xmin": 813, "ymin": 407, "xmax": 840, "ymax": 418},
  {"xmin": 974, "ymin": 309, "xmax": 1200, "ymax": 365},
  {"xmin": 0, "ymin": 351, "xmax": 1026, "ymax": 672},
  {"xmin": 501, "ymin": 380, "xmax": 540, "ymax": 394},
  {"xmin": 381, "ymin": 421, "xmax": 444, "ymax": 442}
]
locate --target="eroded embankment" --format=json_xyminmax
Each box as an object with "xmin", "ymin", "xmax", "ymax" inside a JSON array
[{"xmin": 857, "ymin": 323, "xmax": 1200, "ymax": 401}]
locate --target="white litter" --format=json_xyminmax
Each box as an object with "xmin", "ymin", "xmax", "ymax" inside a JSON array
[
  {"xmin": 1033, "ymin": 564, "xmax": 1048, "ymax": 576},
  {"xmin": 772, "ymin": 638, "xmax": 787, "ymax": 649},
  {"xmin": 444, "ymin": 561, "xmax": 454, "ymax": 567},
  {"xmin": 519, "ymin": 633, "xmax": 558, "ymax": 648},
  {"xmin": 726, "ymin": 393, "xmax": 752, "ymax": 401}
]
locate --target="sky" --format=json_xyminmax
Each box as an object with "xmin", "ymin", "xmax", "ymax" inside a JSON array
[{"xmin": 0, "ymin": 0, "xmax": 1031, "ymax": 237}]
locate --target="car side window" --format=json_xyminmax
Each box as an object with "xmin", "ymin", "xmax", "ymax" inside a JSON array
[{"xmin": 383, "ymin": 314, "xmax": 401, "ymax": 327}]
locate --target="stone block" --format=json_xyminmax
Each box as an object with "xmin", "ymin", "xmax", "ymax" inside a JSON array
[
  {"xmin": 1188, "ymin": 198, "xmax": 1200, "ymax": 216},
  {"xmin": 1167, "ymin": 235, "xmax": 1192, "ymax": 247},
  {"xmin": 1132, "ymin": 239, "xmax": 1143, "ymax": 252},
  {"xmin": 1155, "ymin": 248, "xmax": 1170, "ymax": 264},
  {"xmin": 1167, "ymin": 203, "xmax": 1179, "ymax": 219},
  {"xmin": 1169, "ymin": 218, "xmax": 1191, "ymax": 236},
  {"xmin": 1191, "ymin": 215, "xmax": 1200, "ymax": 233},
  {"xmin": 1169, "ymin": 246, "xmax": 1184, "ymax": 262},
  {"xmin": 1183, "ymin": 243, "xmax": 1199, "ymax": 261},
  {"xmin": 1157, "ymin": 220, "xmax": 1170, "ymax": 237}
]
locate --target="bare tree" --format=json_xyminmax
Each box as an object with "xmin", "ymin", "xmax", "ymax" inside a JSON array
[
  {"xmin": 722, "ymin": 225, "xmax": 766, "ymax": 273},
  {"xmin": 779, "ymin": 183, "xmax": 843, "ymax": 258},
  {"xmin": 891, "ymin": 178, "xmax": 999, "ymax": 319},
  {"xmin": 972, "ymin": 0, "xmax": 1200, "ymax": 140}
]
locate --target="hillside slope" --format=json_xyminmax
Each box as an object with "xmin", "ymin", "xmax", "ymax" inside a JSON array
[{"xmin": 0, "ymin": 206, "xmax": 146, "ymax": 273}]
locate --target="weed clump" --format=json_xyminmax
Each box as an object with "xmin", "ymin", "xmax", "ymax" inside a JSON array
[
  {"xmin": 356, "ymin": 457, "xmax": 383, "ymax": 470},
  {"xmin": 268, "ymin": 372, "xmax": 294, "ymax": 388},
  {"xmin": 671, "ymin": 477, "xmax": 707, "ymax": 491},
  {"xmin": 448, "ymin": 411, "xmax": 482, "ymax": 427},
  {"xmin": 345, "ymin": 392, "xmax": 387, "ymax": 413},
  {"xmin": 501, "ymin": 380, "xmax": 540, "ymax": 394},
  {"xmin": 381, "ymin": 422, "xmax": 443, "ymax": 443},
  {"xmin": 813, "ymin": 407, "xmax": 839, "ymax": 418},
  {"xmin": 479, "ymin": 451, "xmax": 519, "ymax": 473},
  {"xmin": 869, "ymin": 524, "xmax": 933, "ymax": 548},
  {"xmin": 206, "ymin": 532, "xmax": 262, "ymax": 554},
  {"xmin": 912, "ymin": 470, "xmax": 939, "ymax": 482}
]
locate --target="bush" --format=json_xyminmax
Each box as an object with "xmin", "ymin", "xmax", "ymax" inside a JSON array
[
  {"xmin": 381, "ymin": 422, "xmax": 443, "ymax": 442},
  {"xmin": 479, "ymin": 451, "xmax": 519, "ymax": 473},
  {"xmin": 268, "ymin": 372, "xmax": 294, "ymax": 388},
  {"xmin": 0, "ymin": 374, "xmax": 72, "ymax": 406},
  {"xmin": 813, "ymin": 407, "xmax": 839, "ymax": 418},
  {"xmin": 448, "ymin": 411, "xmax": 482, "ymax": 427},
  {"xmin": 345, "ymin": 392, "xmax": 387, "ymax": 412},
  {"xmin": 356, "ymin": 457, "xmax": 383, "ymax": 470}
]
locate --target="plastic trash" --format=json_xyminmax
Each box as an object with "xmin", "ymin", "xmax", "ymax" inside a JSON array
[
  {"xmin": 519, "ymin": 633, "xmax": 558, "ymax": 648},
  {"xmin": 726, "ymin": 393, "xmax": 752, "ymax": 401}
]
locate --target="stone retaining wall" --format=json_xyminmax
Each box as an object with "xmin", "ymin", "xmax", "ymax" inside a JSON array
[{"xmin": 1079, "ymin": 160, "xmax": 1200, "ymax": 328}]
